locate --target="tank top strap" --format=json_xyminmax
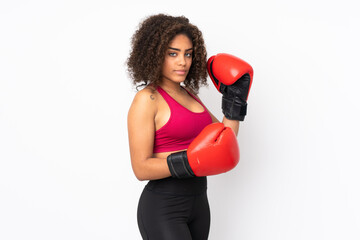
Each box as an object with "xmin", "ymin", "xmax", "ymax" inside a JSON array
[
  {"xmin": 157, "ymin": 86, "xmax": 208, "ymax": 113},
  {"xmin": 156, "ymin": 86, "xmax": 178, "ymax": 108},
  {"xmin": 157, "ymin": 86, "xmax": 204, "ymax": 105}
]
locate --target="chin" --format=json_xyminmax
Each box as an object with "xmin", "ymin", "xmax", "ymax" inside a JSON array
[{"xmin": 176, "ymin": 76, "xmax": 187, "ymax": 82}]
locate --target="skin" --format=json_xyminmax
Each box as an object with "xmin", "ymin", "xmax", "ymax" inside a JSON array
[{"xmin": 127, "ymin": 34, "xmax": 240, "ymax": 181}]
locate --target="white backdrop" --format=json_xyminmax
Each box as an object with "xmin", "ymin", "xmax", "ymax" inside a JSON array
[{"xmin": 1, "ymin": 0, "xmax": 359, "ymax": 239}]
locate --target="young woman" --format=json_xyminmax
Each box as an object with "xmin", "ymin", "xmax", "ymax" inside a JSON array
[{"xmin": 127, "ymin": 14, "xmax": 242, "ymax": 240}]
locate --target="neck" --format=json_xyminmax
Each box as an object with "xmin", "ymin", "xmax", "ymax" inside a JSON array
[{"xmin": 159, "ymin": 80, "xmax": 183, "ymax": 94}]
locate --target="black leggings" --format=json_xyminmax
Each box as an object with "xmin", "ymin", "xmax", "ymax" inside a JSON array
[{"xmin": 137, "ymin": 177, "xmax": 210, "ymax": 240}]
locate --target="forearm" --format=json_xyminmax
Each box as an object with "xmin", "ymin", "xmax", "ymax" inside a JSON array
[
  {"xmin": 222, "ymin": 116, "xmax": 239, "ymax": 136},
  {"xmin": 132, "ymin": 156, "xmax": 172, "ymax": 181}
]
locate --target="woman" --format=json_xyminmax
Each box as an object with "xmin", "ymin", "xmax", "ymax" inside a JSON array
[{"xmin": 127, "ymin": 14, "xmax": 240, "ymax": 240}]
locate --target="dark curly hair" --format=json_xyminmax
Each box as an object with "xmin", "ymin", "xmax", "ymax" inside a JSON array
[{"xmin": 127, "ymin": 14, "xmax": 208, "ymax": 94}]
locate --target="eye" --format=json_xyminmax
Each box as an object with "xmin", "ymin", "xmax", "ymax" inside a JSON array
[
  {"xmin": 169, "ymin": 52, "xmax": 177, "ymax": 57},
  {"xmin": 185, "ymin": 52, "xmax": 192, "ymax": 58}
]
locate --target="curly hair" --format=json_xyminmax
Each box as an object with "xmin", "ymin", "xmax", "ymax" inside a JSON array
[{"xmin": 127, "ymin": 14, "xmax": 208, "ymax": 94}]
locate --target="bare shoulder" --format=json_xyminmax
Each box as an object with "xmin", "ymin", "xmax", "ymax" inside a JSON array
[
  {"xmin": 129, "ymin": 86, "xmax": 159, "ymax": 117},
  {"xmin": 134, "ymin": 85, "xmax": 156, "ymax": 98},
  {"xmin": 132, "ymin": 86, "xmax": 160, "ymax": 104}
]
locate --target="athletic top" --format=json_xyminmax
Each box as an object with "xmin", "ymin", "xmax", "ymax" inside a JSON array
[{"xmin": 153, "ymin": 86, "xmax": 213, "ymax": 153}]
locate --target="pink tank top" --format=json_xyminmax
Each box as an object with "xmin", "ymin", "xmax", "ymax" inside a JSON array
[{"xmin": 153, "ymin": 86, "xmax": 213, "ymax": 153}]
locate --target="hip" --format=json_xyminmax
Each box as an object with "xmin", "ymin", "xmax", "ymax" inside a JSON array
[{"xmin": 145, "ymin": 176, "xmax": 207, "ymax": 196}]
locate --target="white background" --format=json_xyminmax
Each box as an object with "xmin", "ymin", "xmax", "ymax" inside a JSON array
[{"xmin": 1, "ymin": 0, "xmax": 359, "ymax": 239}]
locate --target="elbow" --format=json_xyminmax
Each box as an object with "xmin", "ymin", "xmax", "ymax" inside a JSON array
[
  {"xmin": 132, "ymin": 166, "xmax": 148, "ymax": 181},
  {"xmin": 135, "ymin": 174, "xmax": 147, "ymax": 181},
  {"xmin": 133, "ymin": 169, "xmax": 146, "ymax": 181}
]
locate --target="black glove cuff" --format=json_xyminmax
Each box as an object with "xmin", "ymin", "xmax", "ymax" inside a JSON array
[
  {"xmin": 222, "ymin": 97, "xmax": 247, "ymax": 121},
  {"xmin": 167, "ymin": 151, "xmax": 195, "ymax": 179}
]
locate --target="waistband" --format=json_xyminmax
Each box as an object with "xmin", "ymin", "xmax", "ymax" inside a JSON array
[{"xmin": 145, "ymin": 176, "xmax": 207, "ymax": 196}]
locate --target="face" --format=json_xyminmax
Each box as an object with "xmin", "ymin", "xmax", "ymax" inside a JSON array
[{"xmin": 161, "ymin": 34, "xmax": 193, "ymax": 84}]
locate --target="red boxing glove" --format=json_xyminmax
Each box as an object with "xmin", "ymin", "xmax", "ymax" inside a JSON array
[
  {"xmin": 207, "ymin": 53, "xmax": 254, "ymax": 121},
  {"xmin": 187, "ymin": 122, "xmax": 239, "ymax": 176},
  {"xmin": 167, "ymin": 123, "xmax": 239, "ymax": 178}
]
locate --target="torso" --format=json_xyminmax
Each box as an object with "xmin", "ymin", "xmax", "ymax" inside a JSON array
[{"xmin": 146, "ymin": 85, "xmax": 207, "ymax": 158}]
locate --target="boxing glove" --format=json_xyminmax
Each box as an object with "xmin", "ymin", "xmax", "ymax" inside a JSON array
[
  {"xmin": 167, "ymin": 123, "xmax": 239, "ymax": 178},
  {"xmin": 207, "ymin": 53, "xmax": 253, "ymax": 121}
]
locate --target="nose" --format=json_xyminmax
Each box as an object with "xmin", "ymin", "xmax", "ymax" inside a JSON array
[{"xmin": 177, "ymin": 55, "xmax": 186, "ymax": 66}]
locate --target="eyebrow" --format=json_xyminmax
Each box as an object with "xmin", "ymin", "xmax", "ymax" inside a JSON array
[{"xmin": 168, "ymin": 47, "xmax": 193, "ymax": 51}]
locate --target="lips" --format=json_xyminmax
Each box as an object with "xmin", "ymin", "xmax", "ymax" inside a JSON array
[{"xmin": 174, "ymin": 70, "xmax": 187, "ymax": 75}]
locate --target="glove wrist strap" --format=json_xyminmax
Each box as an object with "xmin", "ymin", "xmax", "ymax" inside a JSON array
[
  {"xmin": 222, "ymin": 97, "xmax": 247, "ymax": 121},
  {"xmin": 167, "ymin": 151, "xmax": 195, "ymax": 178}
]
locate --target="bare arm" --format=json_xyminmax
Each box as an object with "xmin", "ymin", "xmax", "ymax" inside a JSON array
[
  {"xmin": 222, "ymin": 117, "xmax": 239, "ymax": 136},
  {"xmin": 127, "ymin": 89, "xmax": 171, "ymax": 181}
]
